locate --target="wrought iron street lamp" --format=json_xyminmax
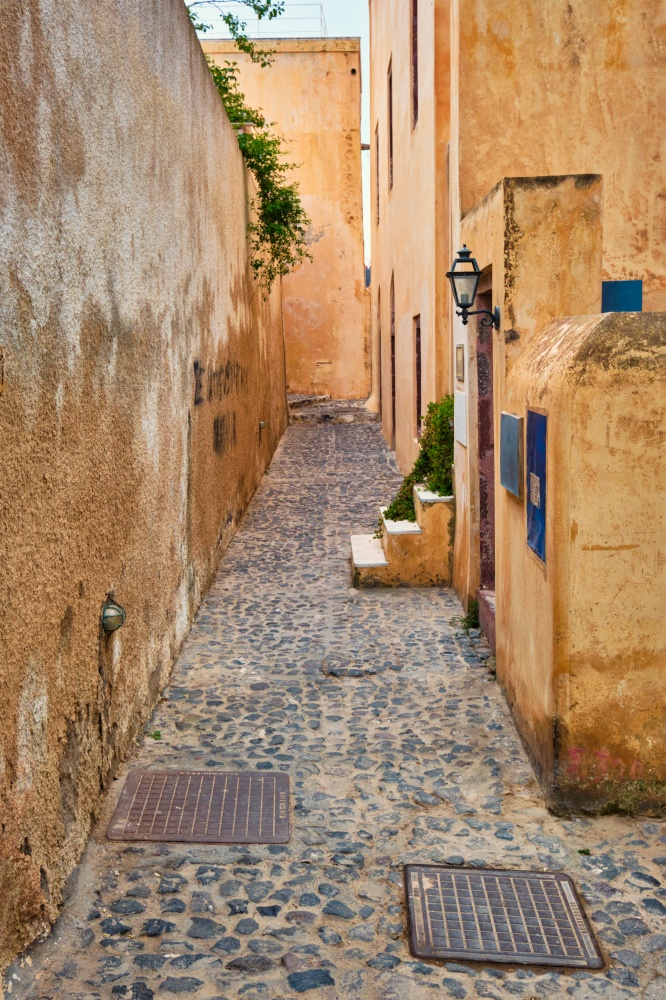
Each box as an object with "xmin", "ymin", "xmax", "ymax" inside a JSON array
[{"xmin": 446, "ymin": 246, "xmax": 500, "ymax": 329}]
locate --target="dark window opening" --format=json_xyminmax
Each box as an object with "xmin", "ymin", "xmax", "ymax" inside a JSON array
[
  {"xmin": 411, "ymin": 0, "xmax": 419, "ymax": 127},
  {"xmin": 390, "ymin": 276, "xmax": 396, "ymax": 448},
  {"xmin": 414, "ymin": 315, "xmax": 422, "ymax": 437},
  {"xmin": 388, "ymin": 60, "xmax": 394, "ymax": 190},
  {"xmin": 377, "ymin": 289, "xmax": 382, "ymax": 417}
]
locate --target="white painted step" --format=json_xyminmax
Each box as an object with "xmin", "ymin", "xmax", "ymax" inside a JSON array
[
  {"xmin": 380, "ymin": 507, "xmax": 422, "ymax": 535},
  {"xmin": 414, "ymin": 487, "xmax": 454, "ymax": 504},
  {"xmin": 351, "ymin": 534, "xmax": 389, "ymax": 567}
]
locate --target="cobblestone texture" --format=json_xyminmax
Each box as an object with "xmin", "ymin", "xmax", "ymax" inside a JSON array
[{"xmin": 5, "ymin": 426, "xmax": 665, "ymax": 999}]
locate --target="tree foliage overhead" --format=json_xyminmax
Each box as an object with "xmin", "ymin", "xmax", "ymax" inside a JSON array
[{"xmin": 186, "ymin": 2, "xmax": 312, "ymax": 291}]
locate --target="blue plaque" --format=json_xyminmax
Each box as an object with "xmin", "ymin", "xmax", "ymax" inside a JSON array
[
  {"xmin": 500, "ymin": 412, "xmax": 523, "ymax": 497},
  {"xmin": 601, "ymin": 280, "xmax": 642, "ymax": 313},
  {"xmin": 526, "ymin": 410, "xmax": 547, "ymax": 562}
]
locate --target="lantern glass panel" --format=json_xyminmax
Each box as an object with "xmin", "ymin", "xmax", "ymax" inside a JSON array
[{"xmin": 451, "ymin": 270, "xmax": 480, "ymax": 310}]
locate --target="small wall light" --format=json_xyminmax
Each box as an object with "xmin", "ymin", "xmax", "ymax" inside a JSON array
[
  {"xmin": 446, "ymin": 245, "xmax": 500, "ymax": 329},
  {"xmin": 101, "ymin": 602, "xmax": 126, "ymax": 633}
]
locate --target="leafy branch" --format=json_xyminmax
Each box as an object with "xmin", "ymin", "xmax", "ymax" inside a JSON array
[
  {"xmin": 206, "ymin": 59, "xmax": 312, "ymax": 290},
  {"xmin": 187, "ymin": 1, "xmax": 285, "ymax": 64}
]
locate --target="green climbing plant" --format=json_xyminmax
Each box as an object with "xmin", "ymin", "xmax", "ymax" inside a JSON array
[
  {"xmin": 383, "ymin": 395, "xmax": 455, "ymax": 523},
  {"xmin": 187, "ymin": 2, "xmax": 312, "ymax": 290}
]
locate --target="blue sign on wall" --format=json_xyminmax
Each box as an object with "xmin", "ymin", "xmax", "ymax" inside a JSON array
[
  {"xmin": 500, "ymin": 412, "xmax": 523, "ymax": 497},
  {"xmin": 526, "ymin": 410, "xmax": 547, "ymax": 562},
  {"xmin": 601, "ymin": 280, "xmax": 643, "ymax": 313}
]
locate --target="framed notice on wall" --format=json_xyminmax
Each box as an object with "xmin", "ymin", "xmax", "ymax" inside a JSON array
[{"xmin": 526, "ymin": 410, "xmax": 547, "ymax": 562}]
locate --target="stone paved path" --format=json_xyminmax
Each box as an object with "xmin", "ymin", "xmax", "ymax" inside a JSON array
[{"xmin": 6, "ymin": 426, "xmax": 665, "ymax": 1000}]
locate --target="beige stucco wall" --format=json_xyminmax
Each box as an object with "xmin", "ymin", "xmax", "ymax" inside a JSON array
[
  {"xmin": 202, "ymin": 38, "xmax": 369, "ymax": 400},
  {"xmin": 0, "ymin": 0, "xmax": 287, "ymax": 969},
  {"xmin": 453, "ymin": 175, "xmax": 603, "ymax": 604},
  {"xmin": 451, "ymin": 0, "xmax": 666, "ymax": 310},
  {"xmin": 500, "ymin": 312, "xmax": 666, "ymax": 813},
  {"xmin": 369, "ymin": 0, "xmax": 452, "ymax": 472}
]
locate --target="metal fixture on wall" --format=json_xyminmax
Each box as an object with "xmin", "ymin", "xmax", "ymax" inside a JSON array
[
  {"xmin": 446, "ymin": 246, "xmax": 500, "ymax": 330},
  {"xmin": 101, "ymin": 602, "xmax": 126, "ymax": 633}
]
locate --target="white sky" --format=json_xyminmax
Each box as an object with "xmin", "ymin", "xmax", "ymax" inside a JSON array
[{"xmin": 194, "ymin": 1, "xmax": 372, "ymax": 262}]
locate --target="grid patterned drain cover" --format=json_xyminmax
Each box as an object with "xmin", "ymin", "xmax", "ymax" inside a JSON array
[
  {"xmin": 405, "ymin": 865, "xmax": 603, "ymax": 969},
  {"xmin": 107, "ymin": 770, "xmax": 290, "ymax": 844}
]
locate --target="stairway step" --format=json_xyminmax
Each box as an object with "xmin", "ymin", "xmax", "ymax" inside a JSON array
[
  {"xmin": 380, "ymin": 508, "xmax": 422, "ymax": 535},
  {"xmin": 351, "ymin": 534, "xmax": 389, "ymax": 567}
]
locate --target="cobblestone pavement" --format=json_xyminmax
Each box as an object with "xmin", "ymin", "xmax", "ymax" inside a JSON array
[{"xmin": 6, "ymin": 426, "xmax": 665, "ymax": 1000}]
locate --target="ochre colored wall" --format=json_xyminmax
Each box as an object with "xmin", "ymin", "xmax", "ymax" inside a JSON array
[
  {"xmin": 500, "ymin": 312, "xmax": 666, "ymax": 813},
  {"xmin": 453, "ymin": 175, "xmax": 603, "ymax": 606},
  {"xmin": 203, "ymin": 38, "xmax": 369, "ymax": 400},
  {"xmin": 369, "ymin": 0, "xmax": 452, "ymax": 473},
  {"xmin": 453, "ymin": 0, "xmax": 666, "ymax": 310},
  {"xmin": 0, "ymin": 0, "xmax": 287, "ymax": 969}
]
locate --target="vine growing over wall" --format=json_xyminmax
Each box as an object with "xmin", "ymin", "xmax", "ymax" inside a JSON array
[{"xmin": 187, "ymin": 1, "xmax": 312, "ymax": 290}]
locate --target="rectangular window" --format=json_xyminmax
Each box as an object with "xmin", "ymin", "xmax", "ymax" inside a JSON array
[
  {"xmin": 601, "ymin": 280, "xmax": 643, "ymax": 312},
  {"xmin": 414, "ymin": 315, "xmax": 422, "ymax": 437},
  {"xmin": 387, "ymin": 60, "xmax": 394, "ymax": 189},
  {"xmin": 411, "ymin": 0, "xmax": 419, "ymax": 127},
  {"xmin": 375, "ymin": 124, "xmax": 380, "ymax": 225}
]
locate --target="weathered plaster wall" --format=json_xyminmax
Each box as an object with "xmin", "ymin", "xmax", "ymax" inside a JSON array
[
  {"xmin": 452, "ymin": 0, "xmax": 666, "ymax": 310},
  {"xmin": 0, "ymin": 0, "xmax": 287, "ymax": 969},
  {"xmin": 500, "ymin": 312, "xmax": 666, "ymax": 814},
  {"xmin": 453, "ymin": 175, "xmax": 603, "ymax": 605},
  {"xmin": 203, "ymin": 38, "xmax": 369, "ymax": 401},
  {"xmin": 369, "ymin": 0, "xmax": 452, "ymax": 472}
]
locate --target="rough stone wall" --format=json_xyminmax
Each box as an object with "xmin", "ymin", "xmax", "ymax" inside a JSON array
[
  {"xmin": 0, "ymin": 0, "xmax": 287, "ymax": 969},
  {"xmin": 203, "ymin": 39, "xmax": 370, "ymax": 401}
]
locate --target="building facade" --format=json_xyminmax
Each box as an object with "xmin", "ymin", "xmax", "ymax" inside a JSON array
[
  {"xmin": 369, "ymin": 0, "xmax": 452, "ymax": 471},
  {"xmin": 368, "ymin": 0, "xmax": 665, "ymax": 813},
  {"xmin": 203, "ymin": 38, "xmax": 370, "ymax": 401}
]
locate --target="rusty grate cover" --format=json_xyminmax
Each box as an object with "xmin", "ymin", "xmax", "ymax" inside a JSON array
[
  {"xmin": 405, "ymin": 865, "xmax": 603, "ymax": 969},
  {"xmin": 107, "ymin": 770, "xmax": 290, "ymax": 844}
]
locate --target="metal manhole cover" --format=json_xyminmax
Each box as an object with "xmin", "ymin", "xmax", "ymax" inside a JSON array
[
  {"xmin": 107, "ymin": 770, "xmax": 290, "ymax": 844},
  {"xmin": 405, "ymin": 865, "xmax": 603, "ymax": 969}
]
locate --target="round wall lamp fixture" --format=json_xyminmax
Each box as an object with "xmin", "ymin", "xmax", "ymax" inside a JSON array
[
  {"xmin": 101, "ymin": 602, "xmax": 126, "ymax": 633},
  {"xmin": 446, "ymin": 245, "xmax": 500, "ymax": 330}
]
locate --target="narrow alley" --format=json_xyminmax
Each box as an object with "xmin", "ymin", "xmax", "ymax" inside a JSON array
[{"xmin": 7, "ymin": 425, "xmax": 664, "ymax": 1000}]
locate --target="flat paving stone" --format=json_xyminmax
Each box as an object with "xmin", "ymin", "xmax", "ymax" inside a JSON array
[{"xmin": 5, "ymin": 425, "xmax": 666, "ymax": 1000}]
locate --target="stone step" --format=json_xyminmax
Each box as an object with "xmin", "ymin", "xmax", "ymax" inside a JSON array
[
  {"xmin": 350, "ymin": 533, "xmax": 388, "ymax": 567},
  {"xmin": 351, "ymin": 487, "xmax": 454, "ymax": 589}
]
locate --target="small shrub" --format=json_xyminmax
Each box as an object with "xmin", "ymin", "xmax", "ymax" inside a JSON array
[{"xmin": 384, "ymin": 396, "xmax": 454, "ymax": 522}]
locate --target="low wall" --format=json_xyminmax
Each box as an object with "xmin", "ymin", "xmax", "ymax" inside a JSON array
[
  {"xmin": 498, "ymin": 312, "xmax": 665, "ymax": 814},
  {"xmin": 0, "ymin": 0, "xmax": 287, "ymax": 968}
]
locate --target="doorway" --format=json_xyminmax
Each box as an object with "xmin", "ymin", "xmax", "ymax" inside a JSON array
[{"xmin": 476, "ymin": 279, "xmax": 495, "ymax": 592}]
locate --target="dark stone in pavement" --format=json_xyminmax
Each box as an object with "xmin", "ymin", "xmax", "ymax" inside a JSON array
[
  {"xmin": 287, "ymin": 968, "xmax": 336, "ymax": 992},
  {"xmin": 226, "ymin": 955, "xmax": 276, "ymax": 973},
  {"xmin": 143, "ymin": 918, "xmax": 176, "ymax": 936},
  {"xmin": 322, "ymin": 900, "xmax": 355, "ymax": 919},
  {"xmin": 161, "ymin": 978, "xmax": 204, "ymax": 993}
]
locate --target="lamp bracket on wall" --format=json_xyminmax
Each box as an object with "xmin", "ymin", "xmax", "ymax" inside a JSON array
[{"xmin": 457, "ymin": 306, "xmax": 501, "ymax": 330}]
